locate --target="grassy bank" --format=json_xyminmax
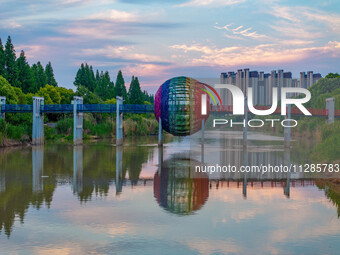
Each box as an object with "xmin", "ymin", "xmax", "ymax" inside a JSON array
[{"xmin": 0, "ymin": 113, "xmax": 159, "ymax": 146}]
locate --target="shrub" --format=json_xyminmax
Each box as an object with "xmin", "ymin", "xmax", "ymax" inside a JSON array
[
  {"xmin": 56, "ymin": 118, "xmax": 73, "ymax": 134},
  {"xmin": 6, "ymin": 124, "xmax": 25, "ymax": 140}
]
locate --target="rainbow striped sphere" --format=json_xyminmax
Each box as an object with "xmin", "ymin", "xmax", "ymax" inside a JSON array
[{"xmin": 154, "ymin": 76, "xmax": 210, "ymax": 136}]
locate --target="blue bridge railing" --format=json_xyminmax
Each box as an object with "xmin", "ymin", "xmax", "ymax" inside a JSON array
[
  {"xmin": 42, "ymin": 104, "xmax": 73, "ymax": 113},
  {"xmin": 1, "ymin": 104, "xmax": 155, "ymax": 114},
  {"xmin": 0, "ymin": 104, "xmax": 33, "ymax": 113}
]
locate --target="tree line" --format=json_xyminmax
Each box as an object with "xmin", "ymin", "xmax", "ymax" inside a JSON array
[
  {"xmin": 74, "ymin": 63, "xmax": 154, "ymax": 104},
  {"xmin": 0, "ymin": 35, "xmax": 154, "ymax": 105},
  {"xmin": 0, "ymin": 36, "xmax": 57, "ymax": 94}
]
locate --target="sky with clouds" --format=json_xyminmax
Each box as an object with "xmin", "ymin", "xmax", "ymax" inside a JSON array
[{"xmin": 0, "ymin": 0, "xmax": 340, "ymax": 93}]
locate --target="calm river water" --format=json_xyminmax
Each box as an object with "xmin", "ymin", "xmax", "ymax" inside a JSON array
[{"xmin": 0, "ymin": 131, "xmax": 339, "ymax": 255}]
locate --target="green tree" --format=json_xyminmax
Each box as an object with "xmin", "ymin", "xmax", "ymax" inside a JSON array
[
  {"xmin": 16, "ymin": 50, "xmax": 35, "ymax": 93},
  {"xmin": 114, "ymin": 70, "xmax": 128, "ymax": 101},
  {"xmin": 0, "ymin": 75, "xmax": 30, "ymax": 126},
  {"xmin": 0, "ymin": 38, "xmax": 5, "ymax": 77},
  {"xmin": 74, "ymin": 63, "xmax": 96, "ymax": 92},
  {"xmin": 142, "ymin": 90, "xmax": 154, "ymax": 104},
  {"xmin": 56, "ymin": 87, "xmax": 74, "ymax": 104},
  {"xmin": 4, "ymin": 36, "xmax": 19, "ymax": 87},
  {"xmin": 36, "ymin": 84, "xmax": 61, "ymax": 104},
  {"xmin": 75, "ymin": 85, "xmax": 102, "ymax": 104},
  {"xmin": 45, "ymin": 62, "xmax": 58, "ymax": 87},
  {"xmin": 0, "ymin": 75, "xmax": 20, "ymax": 104},
  {"xmin": 325, "ymin": 73, "xmax": 340, "ymax": 79},
  {"xmin": 128, "ymin": 76, "xmax": 143, "ymax": 104},
  {"xmin": 94, "ymin": 70, "xmax": 115, "ymax": 100},
  {"xmin": 31, "ymin": 62, "xmax": 47, "ymax": 90}
]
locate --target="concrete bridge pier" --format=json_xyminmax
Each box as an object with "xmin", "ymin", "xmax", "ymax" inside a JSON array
[
  {"xmin": 284, "ymin": 105, "xmax": 291, "ymax": 148},
  {"xmin": 32, "ymin": 145, "xmax": 44, "ymax": 192},
  {"xmin": 0, "ymin": 96, "xmax": 6, "ymax": 119},
  {"xmin": 73, "ymin": 145, "xmax": 83, "ymax": 193},
  {"xmin": 158, "ymin": 117, "xmax": 163, "ymax": 147},
  {"xmin": 72, "ymin": 96, "xmax": 83, "ymax": 145},
  {"xmin": 243, "ymin": 96, "xmax": 248, "ymax": 147},
  {"xmin": 116, "ymin": 96, "xmax": 123, "ymax": 146},
  {"xmin": 326, "ymin": 97, "xmax": 335, "ymax": 124},
  {"xmin": 32, "ymin": 97, "xmax": 44, "ymax": 145}
]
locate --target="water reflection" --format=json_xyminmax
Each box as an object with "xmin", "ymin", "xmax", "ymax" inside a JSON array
[
  {"xmin": 116, "ymin": 146, "xmax": 123, "ymax": 195},
  {"xmin": 154, "ymin": 155, "xmax": 209, "ymax": 215},
  {"xmin": 0, "ymin": 133, "xmax": 339, "ymax": 253},
  {"xmin": 73, "ymin": 146, "xmax": 83, "ymax": 194},
  {"xmin": 32, "ymin": 146, "xmax": 44, "ymax": 193}
]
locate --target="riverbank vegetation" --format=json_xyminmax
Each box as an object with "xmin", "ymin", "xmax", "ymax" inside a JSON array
[{"xmin": 0, "ymin": 36, "xmax": 156, "ymax": 146}]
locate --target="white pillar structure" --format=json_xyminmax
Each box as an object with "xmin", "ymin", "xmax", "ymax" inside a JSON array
[
  {"xmin": 116, "ymin": 96, "xmax": 123, "ymax": 146},
  {"xmin": 32, "ymin": 97, "xmax": 44, "ymax": 145},
  {"xmin": 0, "ymin": 97, "xmax": 6, "ymax": 119},
  {"xmin": 326, "ymin": 97, "xmax": 335, "ymax": 124},
  {"xmin": 72, "ymin": 96, "xmax": 83, "ymax": 145}
]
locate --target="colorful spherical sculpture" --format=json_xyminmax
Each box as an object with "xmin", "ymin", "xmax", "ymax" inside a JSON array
[{"xmin": 154, "ymin": 76, "xmax": 210, "ymax": 136}]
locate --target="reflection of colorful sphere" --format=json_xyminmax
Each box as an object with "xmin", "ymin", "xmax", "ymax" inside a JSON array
[
  {"xmin": 153, "ymin": 158, "xmax": 209, "ymax": 215},
  {"xmin": 154, "ymin": 76, "xmax": 210, "ymax": 136}
]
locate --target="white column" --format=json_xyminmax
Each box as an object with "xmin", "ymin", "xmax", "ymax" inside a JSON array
[
  {"xmin": 0, "ymin": 97, "xmax": 6, "ymax": 119},
  {"xmin": 116, "ymin": 96, "xmax": 123, "ymax": 146},
  {"xmin": 326, "ymin": 97, "xmax": 335, "ymax": 124},
  {"xmin": 32, "ymin": 97, "xmax": 44, "ymax": 145},
  {"xmin": 72, "ymin": 96, "xmax": 83, "ymax": 145}
]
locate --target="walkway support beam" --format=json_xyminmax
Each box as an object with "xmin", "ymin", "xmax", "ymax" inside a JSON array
[
  {"xmin": 116, "ymin": 96, "xmax": 123, "ymax": 146},
  {"xmin": 0, "ymin": 97, "xmax": 6, "ymax": 119},
  {"xmin": 32, "ymin": 97, "xmax": 44, "ymax": 145},
  {"xmin": 326, "ymin": 97, "xmax": 335, "ymax": 124},
  {"xmin": 72, "ymin": 96, "xmax": 83, "ymax": 145}
]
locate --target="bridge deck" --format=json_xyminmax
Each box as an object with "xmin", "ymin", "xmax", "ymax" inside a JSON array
[
  {"xmin": 1, "ymin": 104, "xmax": 154, "ymax": 113},
  {"xmin": 0, "ymin": 104, "xmax": 339, "ymax": 117}
]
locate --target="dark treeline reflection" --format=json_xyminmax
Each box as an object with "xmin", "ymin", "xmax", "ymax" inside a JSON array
[
  {"xmin": 0, "ymin": 143, "xmax": 154, "ymax": 237},
  {"xmin": 1, "ymin": 137, "xmax": 340, "ymax": 238},
  {"xmin": 0, "ymin": 147, "xmax": 55, "ymax": 237}
]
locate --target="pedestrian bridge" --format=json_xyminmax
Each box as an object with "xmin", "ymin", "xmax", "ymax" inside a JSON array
[
  {"xmin": 1, "ymin": 104, "xmax": 154, "ymax": 113},
  {"xmin": 1, "ymin": 103, "xmax": 339, "ymax": 117},
  {"xmin": 0, "ymin": 95, "xmax": 338, "ymax": 147}
]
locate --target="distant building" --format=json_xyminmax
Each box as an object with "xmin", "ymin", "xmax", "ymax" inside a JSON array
[{"xmin": 220, "ymin": 69, "xmax": 322, "ymax": 106}]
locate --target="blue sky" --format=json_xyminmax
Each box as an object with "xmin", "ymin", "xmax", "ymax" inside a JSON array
[{"xmin": 1, "ymin": 0, "xmax": 340, "ymax": 93}]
